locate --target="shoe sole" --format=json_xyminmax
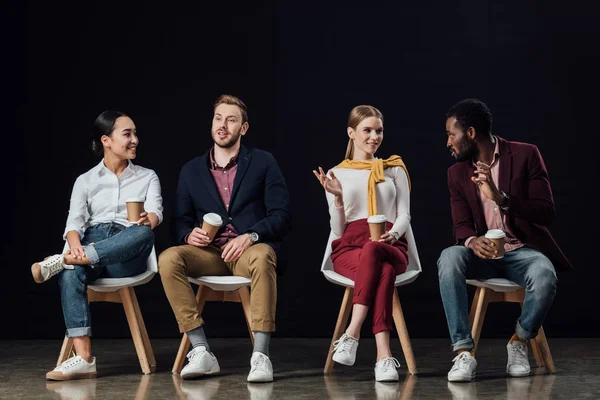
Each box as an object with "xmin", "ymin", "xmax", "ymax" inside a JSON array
[
  {"xmin": 31, "ymin": 263, "xmax": 44, "ymax": 284},
  {"xmin": 332, "ymin": 354, "xmax": 355, "ymax": 366},
  {"xmin": 46, "ymin": 371, "xmax": 97, "ymax": 381},
  {"xmin": 181, "ymin": 370, "xmax": 220, "ymax": 380},
  {"xmin": 376, "ymin": 377, "xmax": 399, "ymax": 382},
  {"xmin": 448, "ymin": 372, "xmax": 476, "ymax": 382},
  {"xmin": 507, "ymin": 369, "xmax": 531, "ymax": 377},
  {"xmin": 247, "ymin": 376, "xmax": 274, "ymax": 383}
]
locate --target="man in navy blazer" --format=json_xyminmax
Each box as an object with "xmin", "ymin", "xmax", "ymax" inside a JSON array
[
  {"xmin": 437, "ymin": 99, "xmax": 571, "ymax": 382},
  {"xmin": 159, "ymin": 95, "xmax": 291, "ymax": 383}
]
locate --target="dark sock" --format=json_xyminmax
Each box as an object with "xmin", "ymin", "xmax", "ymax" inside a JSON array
[
  {"xmin": 187, "ymin": 326, "xmax": 210, "ymax": 353},
  {"xmin": 253, "ymin": 331, "xmax": 271, "ymax": 357}
]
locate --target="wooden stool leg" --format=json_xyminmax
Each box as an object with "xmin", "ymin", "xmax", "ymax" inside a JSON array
[
  {"xmin": 172, "ymin": 285, "xmax": 208, "ymax": 374},
  {"xmin": 324, "ymin": 287, "xmax": 353, "ymax": 374},
  {"xmin": 57, "ymin": 335, "xmax": 74, "ymax": 366},
  {"xmin": 238, "ymin": 286, "xmax": 255, "ymax": 346},
  {"xmin": 121, "ymin": 287, "xmax": 152, "ymax": 374},
  {"xmin": 468, "ymin": 287, "xmax": 481, "ymax": 327},
  {"xmin": 470, "ymin": 287, "xmax": 490, "ymax": 353},
  {"xmin": 530, "ymin": 335, "xmax": 544, "ymax": 367},
  {"xmin": 130, "ymin": 288, "xmax": 156, "ymax": 371},
  {"xmin": 533, "ymin": 326, "xmax": 556, "ymax": 374},
  {"xmin": 392, "ymin": 289, "xmax": 417, "ymax": 375}
]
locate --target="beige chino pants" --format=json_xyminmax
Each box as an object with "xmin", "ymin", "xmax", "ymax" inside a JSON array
[{"xmin": 159, "ymin": 243, "xmax": 277, "ymax": 333}]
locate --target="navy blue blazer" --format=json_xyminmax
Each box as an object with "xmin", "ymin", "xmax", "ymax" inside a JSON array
[{"xmin": 172, "ymin": 145, "xmax": 292, "ymax": 273}]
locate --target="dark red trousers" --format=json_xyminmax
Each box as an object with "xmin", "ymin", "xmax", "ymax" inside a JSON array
[{"xmin": 331, "ymin": 219, "xmax": 408, "ymax": 334}]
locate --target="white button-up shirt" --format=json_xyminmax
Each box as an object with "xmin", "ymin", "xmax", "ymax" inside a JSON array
[{"xmin": 63, "ymin": 160, "xmax": 164, "ymax": 240}]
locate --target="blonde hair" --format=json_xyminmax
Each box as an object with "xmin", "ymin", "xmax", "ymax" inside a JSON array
[
  {"xmin": 214, "ymin": 94, "xmax": 248, "ymax": 124},
  {"xmin": 345, "ymin": 105, "xmax": 384, "ymax": 159}
]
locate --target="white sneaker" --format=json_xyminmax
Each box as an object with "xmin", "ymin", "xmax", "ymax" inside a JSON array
[
  {"xmin": 181, "ymin": 346, "xmax": 220, "ymax": 380},
  {"xmin": 332, "ymin": 333, "xmax": 359, "ymax": 366},
  {"xmin": 32, "ymin": 254, "xmax": 71, "ymax": 283},
  {"xmin": 506, "ymin": 341, "xmax": 531, "ymax": 377},
  {"xmin": 447, "ymin": 352, "xmax": 477, "ymax": 382},
  {"xmin": 247, "ymin": 352, "xmax": 273, "ymax": 383},
  {"xmin": 374, "ymin": 357, "xmax": 401, "ymax": 382},
  {"xmin": 46, "ymin": 355, "xmax": 97, "ymax": 381}
]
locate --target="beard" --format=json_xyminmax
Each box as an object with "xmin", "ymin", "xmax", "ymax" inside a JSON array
[
  {"xmin": 452, "ymin": 136, "xmax": 478, "ymax": 162},
  {"xmin": 212, "ymin": 127, "xmax": 242, "ymax": 149}
]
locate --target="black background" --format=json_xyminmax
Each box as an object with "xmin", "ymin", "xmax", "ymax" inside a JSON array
[{"xmin": 7, "ymin": 1, "xmax": 600, "ymax": 341}]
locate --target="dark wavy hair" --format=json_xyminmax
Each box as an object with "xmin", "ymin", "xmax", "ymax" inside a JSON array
[
  {"xmin": 446, "ymin": 99, "xmax": 492, "ymax": 138},
  {"xmin": 91, "ymin": 110, "xmax": 128, "ymax": 154}
]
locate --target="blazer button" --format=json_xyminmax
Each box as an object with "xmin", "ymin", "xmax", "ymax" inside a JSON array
[{"xmin": 228, "ymin": 217, "xmax": 232, "ymax": 221}]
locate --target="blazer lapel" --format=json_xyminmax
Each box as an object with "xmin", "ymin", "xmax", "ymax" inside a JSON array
[
  {"xmin": 229, "ymin": 146, "xmax": 252, "ymax": 208},
  {"xmin": 497, "ymin": 137, "xmax": 512, "ymax": 193},
  {"xmin": 197, "ymin": 152, "xmax": 227, "ymax": 213}
]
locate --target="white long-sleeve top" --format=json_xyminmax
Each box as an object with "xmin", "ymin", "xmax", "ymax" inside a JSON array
[
  {"xmin": 325, "ymin": 166, "xmax": 411, "ymax": 238},
  {"xmin": 63, "ymin": 160, "xmax": 164, "ymax": 240}
]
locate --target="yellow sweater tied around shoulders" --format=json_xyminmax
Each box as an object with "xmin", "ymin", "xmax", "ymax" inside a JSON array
[{"xmin": 335, "ymin": 155, "xmax": 410, "ymax": 216}]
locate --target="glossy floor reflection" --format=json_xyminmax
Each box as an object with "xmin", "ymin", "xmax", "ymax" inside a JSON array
[{"xmin": 1, "ymin": 338, "xmax": 598, "ymax": 399}]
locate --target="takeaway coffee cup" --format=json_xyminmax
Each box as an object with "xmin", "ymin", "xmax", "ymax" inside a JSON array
[
  {"xmin": 202, "ymin": 213, "xmax": 223, "ymax": 241},
  {"xmin": 485, "ymin": 229, "xmax": 506, "ymax": 259},
  {"xmin": 126, "ymin": 198, "xmax": 145, "ymax": 223},
  {"xmin": 367, "ymin": 215, "xmax": 387, "ymax": 241}
]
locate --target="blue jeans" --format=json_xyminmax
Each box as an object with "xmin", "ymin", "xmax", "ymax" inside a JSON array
[
  {"xmin": 437, "ymin": 246, "xmax": 557, "ymax": 351},
  {"xmin": 58, "ymin": 223, "xmax": 154, "ymax": 337}
]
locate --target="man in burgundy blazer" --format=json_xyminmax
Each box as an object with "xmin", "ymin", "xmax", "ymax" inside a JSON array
[{"xmin": 437, "ymin": 99, "xmax": 571, "ymax": 382}]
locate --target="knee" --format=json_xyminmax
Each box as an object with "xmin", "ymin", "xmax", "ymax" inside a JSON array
[
  {"xmin": 131, "ymin": 224, "xmax": 154, "ymax": 244},
  {"xmin": 437, "ymin": 246, "xmax": 470, "ymax": 279},
  {"xmin": 362, "ymin": 240, "xmax": 385, "ymax": 257},
  {"xmin": 158, "ymin": 247, "xmax": 185, "ymax": 278},
  {"xmin": 528, "ymin": 258, "xmax": 557, "ymax": 294},
  {"xmin": 247, "ymin": 244, "xmax": 277, "ymax": 276}
]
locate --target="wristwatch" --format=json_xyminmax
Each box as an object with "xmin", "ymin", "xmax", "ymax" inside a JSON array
[
  {"xmin": 249, "ymin": 231, "xmax": 259, "ymax": 243},
  {"xmin": 496, "ymin": 191, "xmax": 509, "ymax": 207},
  {"xmin": 390, "ymin": 231, "xmax": 400, "ymax": 241}
]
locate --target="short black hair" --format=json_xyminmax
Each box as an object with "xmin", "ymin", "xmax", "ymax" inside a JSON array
[
  {"xmin": 91, "ymin": 110, "xmax": 127, "ymax": 154},
  {"xmin": 446, "ymin": 99, "xmax": 492, "ymax": 137}
]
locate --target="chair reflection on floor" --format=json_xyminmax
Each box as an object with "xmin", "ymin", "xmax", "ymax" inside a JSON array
[{"xmin": 324, "ymin": 373, "xmax": 416, "ymax": 400}]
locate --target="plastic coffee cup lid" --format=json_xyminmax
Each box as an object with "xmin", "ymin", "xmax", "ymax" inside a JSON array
[
  {"xmin": 485, "ymin": 229, "xmax": 506, "ymax": 239},
  {"xmin": 126, "ymin": 197, "xmax": 145, "ymax": 203},
  {"xmin": 203, "ymin": 213, "xmax": 223, "ymax": 226},
  {"xmin": 367, "ymin": 215, "xmax": 387, "ymax": 223}
]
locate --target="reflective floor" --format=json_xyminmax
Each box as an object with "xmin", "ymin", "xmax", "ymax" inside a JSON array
[{"xmin": 1, "ymin": 338, "xmax": 598, "ymax": 399}]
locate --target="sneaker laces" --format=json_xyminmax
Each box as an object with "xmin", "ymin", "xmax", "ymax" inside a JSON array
[
  {"xmin": 332, "ymin": 333, "xmax": 357, "ymax": 355},
  {"xmin": 186, "ymin": 347, "xmax": 207, "ymax": 363},
  {"xmin": 59, "ymin": 356, "xmax": 83, "ymax": 370},
  {"xmin": 44, "ymin": 256, "xmax": 65, "ymax": 276},
  {"xmin": 451, "ymin": 352, "xmax": 473, "ymax": 371},
  {"xmin": 251, "ymin": 353, "xmax": 268, "ymax": 372},
  {"xmin": 379, "ymin": 357, "xmax": 401, "ymax": 372},
  {"xmin": 508, "ymin": 342, "xmax": 528, "ymax": 367}
]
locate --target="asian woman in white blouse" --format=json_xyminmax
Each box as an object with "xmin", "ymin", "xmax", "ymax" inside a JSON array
[
  {"xmin": 31, "ymin": 111, "xmax": 163, "ymax": 380},
  {"xmin": 313, "ymin": 105, "xmax": 411, "ymax": 382}
]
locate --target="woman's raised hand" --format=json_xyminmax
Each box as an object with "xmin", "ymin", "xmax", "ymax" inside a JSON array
[{"xmin": 313, "ymin": 167, "xmax": 343, "ymax": 197}]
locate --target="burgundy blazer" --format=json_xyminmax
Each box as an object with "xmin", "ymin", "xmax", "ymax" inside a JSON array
[{"xmin": 447, "ymin": 136, "xmax": 572, "ymax": 272}]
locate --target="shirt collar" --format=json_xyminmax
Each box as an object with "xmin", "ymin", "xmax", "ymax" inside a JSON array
[
  {"xmin": 472, "ymin": 136, "xmax": 500, "ymax": 167},
  {"xmin": 95, "ymin": 159, "xmax": 136, "ymax": 176},
  {"xmin": 209, "ymin": 147, "xmax": 239, "ymax": 171}
]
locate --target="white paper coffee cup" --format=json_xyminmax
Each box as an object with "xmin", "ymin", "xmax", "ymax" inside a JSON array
[
  {"xmin": 485, "ymin": 229, "xmax": 506, "ymax": 259},
  {"xmin": 367, "ymin": 215, "xmax": 387, "ymax": 241},
  {"xmin": 202, "ymin": 213, "xmax": 223, "ymax": 241}
]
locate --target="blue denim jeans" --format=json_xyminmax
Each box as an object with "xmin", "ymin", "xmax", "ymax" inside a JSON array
[
  {"xmin": 437, "ymin": 245, "xmax": 557, "ymax": 351},
  {"xmin": 58, "ymin": 223, "xmax": 154, "ymax": 337}
]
